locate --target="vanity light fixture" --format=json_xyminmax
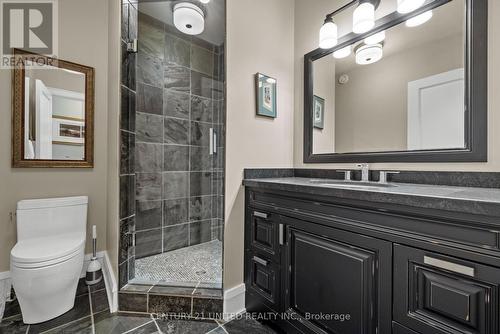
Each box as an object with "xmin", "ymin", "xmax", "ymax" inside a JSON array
[
  {"xmin": 353, "ymin": 1, "xmax": 376, "ymax": 34},
  {"xmin": 397, "ymin": 0, "xmax": 425, "ymax": 13},
  {"xmin": 319, "ymin": 17, "xmax": 338, "ymax": 49},
  {"xmin": 406, "ymin": 10, "xmax": 433, "ymax": 27},
  {"xmin": 173, "ymin": 2, "xmax": 205, "ymax": 35},
  {"xmin": 333, "ymin": 45, "xmax": 352, "ymax": 59},
  {"xmin": 318, "ymin": 0, "xmax": 380, "ymax": 48},
  {"xmin": 364, "ymin": 30, "xmax": 385, "ymax": 45},
  {"xmin": 355, "ymin": 43, "xmax": 383, "ymax": 65}
]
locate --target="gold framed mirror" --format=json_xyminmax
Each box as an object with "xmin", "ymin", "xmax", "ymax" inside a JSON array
[{"xmin": 12, "ymin": 49, "xmax": 95, "ymax": 168}]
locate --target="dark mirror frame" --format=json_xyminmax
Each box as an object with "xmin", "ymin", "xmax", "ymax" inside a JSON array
[
  {"xmin": 12, "ymin": 49, "xmax": 95, "ymax": 168},
  {"xmin": 304, "ymin": 0, "xmax": 487, "ymax": 163}
]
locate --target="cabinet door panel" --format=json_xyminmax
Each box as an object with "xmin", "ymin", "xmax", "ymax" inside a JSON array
[
  {"xmin": 247, "ymin": 209, "xmax": 280, "ymax": 261},
  {"xmin": 283, "ymin": 217, "xmax": 392, "ymax": 334},
  {"xmin": 394, "ymin": 244, "xmax": 500, "ymax": 334},
  {"xmin": 246, "ymin": 253, "xmax": 281, "ymax": 312}
]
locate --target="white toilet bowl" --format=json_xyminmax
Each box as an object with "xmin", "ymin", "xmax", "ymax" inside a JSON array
[{"xmin": 10, "ymin": 196, "xmax": 88, "ymax": 324}]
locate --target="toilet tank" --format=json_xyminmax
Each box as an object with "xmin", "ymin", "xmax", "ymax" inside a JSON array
[{"xmin": 16, "ymin": 196, "xmax": 88, "ymax": 241}]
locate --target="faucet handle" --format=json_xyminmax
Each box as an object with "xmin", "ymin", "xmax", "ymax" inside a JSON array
[
  {"xmin": 379, "ymin": 171, "xmax": 400, "ymax": 184},
  {"xmin": 336, "ymin": 170, "xmax": 352, "ymax": 181}
]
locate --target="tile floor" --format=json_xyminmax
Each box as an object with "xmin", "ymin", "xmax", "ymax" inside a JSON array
[
  {"xmin": 134, "ymin": 241, "xmax": 222, "ymax": 288},
  {"xmin": 0, "ymin": 278, "xmax": 278, "ymax": 334}
]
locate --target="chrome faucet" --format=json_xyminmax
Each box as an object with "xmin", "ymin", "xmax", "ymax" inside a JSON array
[{"xmin": 356, "ymin": 163, "xmax": 370, "ymax": 182}]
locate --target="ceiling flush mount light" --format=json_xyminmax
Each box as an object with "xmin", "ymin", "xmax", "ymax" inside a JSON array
[
  {"xmin": 353, "ymin": 1, "xmax": 376, "ymax": 34},
  {"xmin": 199, "ymin": 0, "xmax": 210, "ymax": 3},
  {"xmin": 319, "ymin": 17, "xmax": 338, "ymax": 49},
  {"xmin": 406, "ymin": 10, "xmax": 433, "ymax": 27},
  {"xmin": 173, "ymin": 2, "xmax": 205, "ymax": 35},
  {"xmin": 397, "ymin": 0, "xmax": 425, "ymax": 14},
  {"xmin": 364, "ymin": 30, "xmax": 385, "ymax": 45},
  {"xmin": 355, "ymin": 43, "xmax": 383, "ymax": 65},
  {"xmin": 333, "ymin": 45, "xmax": 352, "ymax": 59}
]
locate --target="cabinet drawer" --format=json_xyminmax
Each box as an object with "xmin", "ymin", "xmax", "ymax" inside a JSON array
[
  {"xmin": 246, "ymin": 253, "xmax": 280, "ymax": 312},
  {"xmin": 248, "ymin": 209, "xmax": 281, "ymax": 260},
  {"xmin": 394, "ymin": 244, "xmax": 500, "ymax": 334}
]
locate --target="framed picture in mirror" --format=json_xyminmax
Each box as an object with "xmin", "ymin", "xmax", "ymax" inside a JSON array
[
  {"xmin": 313, "ymin": 95, "xmax": 325, "ymax": 129},
  {"xmin": 12, "ymin": 49, "xmax": 95, "ymax": 168},
  {"xmin": 255, "ymin": 73, "xmax": 277, "ymax": 118}
]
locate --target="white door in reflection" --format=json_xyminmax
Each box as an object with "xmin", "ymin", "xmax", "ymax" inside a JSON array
[
  {"xmin": 407, "ymin": 68, "xmax": 465, "ymax": 150},
  {"xmin": 35, "ymin": 79, "xmax": 53, "ymax": 159}
]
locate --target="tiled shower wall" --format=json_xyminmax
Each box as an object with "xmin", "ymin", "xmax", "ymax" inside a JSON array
[
  {"xmin": 119, "ymin": 0, "xmax": 138, "ymax": 288},
  {"xmin": 134, "ymin": 12, "xmax": 225, "ymax": 260}
]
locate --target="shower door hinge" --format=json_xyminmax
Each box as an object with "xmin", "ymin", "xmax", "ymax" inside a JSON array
[
  {"xmin": 126, "ymin": 232, "xmax": 136, "ymax": 248},
  {"xmin": 127, "ymin": 39, "xmax": 138, "ymax": 53}
]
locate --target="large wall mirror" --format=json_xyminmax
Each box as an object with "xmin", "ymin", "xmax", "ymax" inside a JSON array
[
  {"xmin": 304, "ymin": 0, "xmax": 487, "ymax": 163},
  {"xmin": 12, "ymin": 50, "xmax": 95, "ymax": 168}
]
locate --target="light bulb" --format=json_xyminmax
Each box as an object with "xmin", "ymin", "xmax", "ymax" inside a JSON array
[
  {"xmin": 397, "ymin": 0, "xmax": 425, "ymax": 14},
  {"xmin": 406, "ymin": 10, "xmax": 433, "ymax": 27},
  {"xmin": 364, "ymin": 31, "xmax": 385, "ymax": 45},
  {"xmin": 355, "ymin": 44, "xmax": 383, "ymax": 65},
  {"xmin": 353, "ymin": 2, "xmax": 375, "ymax": 34},
  {"xmin": 319, "ymin": 19, "xmax": 338, "ymax": 49},
  {"xmin": 333, "ymin": 45, "xmax": 352, "ymax": 59}
]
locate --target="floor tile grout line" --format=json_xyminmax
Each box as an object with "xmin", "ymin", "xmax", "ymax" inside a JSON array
[
  {"xmin": 122, "ymin": 320, "xmax": 155, "ymax": 334},
  {"xmin": 88, "ymin": 286, "xmax": 96, "ymax": 334},
  {"xmin": 38, "ymin": 314, "xmax": 93, "ymax": 334},
  {"xmin": 151, "ymin": 314, "xmax": 162, "ymax": 334}
]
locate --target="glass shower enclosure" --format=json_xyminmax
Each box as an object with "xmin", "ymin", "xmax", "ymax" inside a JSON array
[{"xmin": 119, "ymin": 0, "xmax": 225, "ymax": 293}]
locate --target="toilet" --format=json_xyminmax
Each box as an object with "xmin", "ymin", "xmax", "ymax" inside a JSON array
[{"xmin": 10, "ymin": 196, "xmax": 88, "ymax": 324}]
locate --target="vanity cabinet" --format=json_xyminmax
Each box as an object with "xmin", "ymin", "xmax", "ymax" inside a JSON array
[{"xmin": 244, "ymin": 187, "xmax": 500, "ymax": 334}]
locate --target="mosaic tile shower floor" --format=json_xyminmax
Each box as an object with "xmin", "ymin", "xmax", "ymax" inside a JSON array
[{"xmin": 133, "ymin": 240, "xmax": 222, "ymax": 288}]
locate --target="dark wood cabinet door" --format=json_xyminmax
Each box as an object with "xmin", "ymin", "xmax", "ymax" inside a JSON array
[
  {"xmin": 394, "ymin": 244, "xmax": 500, "ymax": 334},
  {"xmin": 282, "ymin": 217, "xmax": 392, "ymax": 334},
  {"xmin": 246, "ymin": 208, "xmax": 281, "ymax": 261},
  {"xmin": 393, "ymin": 322, "xmax": 421, "ymax": 334},
  {"xmin": 245, "ymin": 252, "xmax": 281, "ymax": 312}
]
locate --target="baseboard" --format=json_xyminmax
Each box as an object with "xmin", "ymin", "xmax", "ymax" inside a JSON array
[
  {"xmin": 0, "ymin": 271, "xmax": 12, "ymax": 300},
  {"xmin": 223, "ymin": 283, "xmax": 246, "ymax": 321},
  {"xmin": 101, "ymin": 252, "xmax": 118, "ymax": 313},
  {"xmin": 0, "ymin": 271, "xmax": 10, "ymax": 280}
]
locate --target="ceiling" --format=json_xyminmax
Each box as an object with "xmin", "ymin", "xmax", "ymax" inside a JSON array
[{"xmin": 138, "ymin": 0, "xmax": 225, "ymax": 45}]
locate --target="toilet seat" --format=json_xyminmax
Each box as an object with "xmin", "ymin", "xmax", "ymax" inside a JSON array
[{"xmin": 11, "ymin": 233, "xmax": 85, "ymax": 269}]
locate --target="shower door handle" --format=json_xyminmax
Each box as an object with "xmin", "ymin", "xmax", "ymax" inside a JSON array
[{"xmin": 209, "ymin": 128, "xmax": 217, "ymax": 155}]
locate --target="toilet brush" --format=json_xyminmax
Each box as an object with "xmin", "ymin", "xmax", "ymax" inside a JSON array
[{"xmin": 86, "ymin": 226, "xmax": 103, "ymax": 285}]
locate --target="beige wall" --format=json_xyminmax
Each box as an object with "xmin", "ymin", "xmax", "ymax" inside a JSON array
[
  {"xmin": 295, "ymin": 0, "xmax": 500, "ymax": 172},
  {"xmin": 312, "ymin": 55, "xmax": 336, "ymax": 154},
  {"xmin": 225, "ymin": 0, "xmax": 295, "ymax": 289},
  {"xmin": 0, "ymin": 0, "xmax": 110, "ymax": 272},
  {"xmin": 334, "ymin": 34, "xmax": 463, "ymax": 153}
]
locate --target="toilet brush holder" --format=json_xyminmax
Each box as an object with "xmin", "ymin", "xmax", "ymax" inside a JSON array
[{"xmin": 86, "ymin": 226, "xmax": 103, "ymax": 285}]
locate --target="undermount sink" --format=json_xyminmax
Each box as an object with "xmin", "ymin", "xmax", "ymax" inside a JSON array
[{"xmin": 308, "ymin": 179, "xmax": 398, "ymax": 189}]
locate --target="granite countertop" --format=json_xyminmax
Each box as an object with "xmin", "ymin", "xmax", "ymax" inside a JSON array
[{"xmin": 243, "ymin": 177, "xmax": 500, "ymax": 217}]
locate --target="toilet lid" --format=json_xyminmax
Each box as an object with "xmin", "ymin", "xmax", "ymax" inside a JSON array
[{"xmin": 11, "ymin": 233, "xmax": 85, "ymax": 266}]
